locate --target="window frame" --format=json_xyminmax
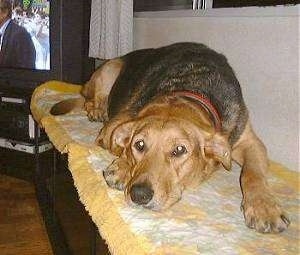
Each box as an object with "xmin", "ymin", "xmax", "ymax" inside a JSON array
[{"xmin": 133, "ymin": 0, "xmax": 298, "ymax": 12}]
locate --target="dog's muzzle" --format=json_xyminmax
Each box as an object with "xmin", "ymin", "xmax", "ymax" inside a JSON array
[{"xmin": 129, "ymin": 182, "xmax": 154, "ymax": 205}]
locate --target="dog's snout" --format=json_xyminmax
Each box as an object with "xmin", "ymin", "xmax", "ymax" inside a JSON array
[{"xmin": 130, "ymin": 183, "xmax": 154, "ymax": 205}]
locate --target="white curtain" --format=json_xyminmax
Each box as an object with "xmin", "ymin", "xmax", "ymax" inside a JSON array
[{"xmin": 89, "ymin": 0, "xmax": 133, "ymax": 59}]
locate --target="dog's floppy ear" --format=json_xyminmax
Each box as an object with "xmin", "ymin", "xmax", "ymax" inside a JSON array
[
  {"xmin": 110, "ymin": 121, "xmax": 134, "ymax": 149},
  {"xmin": 108, "ymin": 121, "xmax": 135, "ymax": 156},
  {"xmin": 204, "ymin": 133, "xmax": 232, "ymax": 170}
]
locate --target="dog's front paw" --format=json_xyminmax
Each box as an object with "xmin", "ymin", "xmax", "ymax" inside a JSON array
[
  {"xmin": 242, "ymin": 194, "xmax": 290, "ymax": 233},
  {"xmin": 84, "ymin": 101, "xmax": 107, "ymax": 122},
  {"xmin": 87, "ymin": 108, "xmax": 107, "ymax": 122},
  {"xmin": 103, "ymin": 159, "xmax": 130, "ymax": 191}
]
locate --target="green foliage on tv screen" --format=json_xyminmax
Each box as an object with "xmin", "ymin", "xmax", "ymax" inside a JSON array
[{"xmin": 23, "ymin": 0, "xmax": 30, "ymax": 9}]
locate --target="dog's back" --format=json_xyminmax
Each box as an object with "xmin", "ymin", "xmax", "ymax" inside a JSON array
[{"xmin": 108, "ymin": 42, "xmax": 248, "ymax": 144}]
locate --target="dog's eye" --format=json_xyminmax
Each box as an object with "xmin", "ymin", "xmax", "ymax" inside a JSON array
[
  {"xmin": 134, "ymin": 140, "xmax": 145, "ymax": 152},
  {"xmin": 171, "ymin": 145, "xmax": 187, "ymax": 157}
]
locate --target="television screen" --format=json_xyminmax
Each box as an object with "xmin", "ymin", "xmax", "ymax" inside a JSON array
[{"xmin": 0, "ymin": 0, "xmax": 50, "ymax": 70}]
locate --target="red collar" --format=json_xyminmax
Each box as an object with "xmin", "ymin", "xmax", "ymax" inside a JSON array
[{"xmin": 172, "ymin": 90, "xmax": 222, "ymax": 132}]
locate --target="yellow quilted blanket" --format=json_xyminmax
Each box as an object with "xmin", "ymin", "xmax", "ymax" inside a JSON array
[{"xmin": 31, "ymin": 81, "xmax": 300, "ymax": 255}]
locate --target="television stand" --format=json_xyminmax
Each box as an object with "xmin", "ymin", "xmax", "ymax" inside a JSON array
[{"xmin": 0, "ymin": 137, "xmax": 52, "ymax": 154}]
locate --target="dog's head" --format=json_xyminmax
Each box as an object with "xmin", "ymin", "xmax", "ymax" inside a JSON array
[{"xmin": 102, "ymin": 96, "xmax": 231, "ymax": 210}]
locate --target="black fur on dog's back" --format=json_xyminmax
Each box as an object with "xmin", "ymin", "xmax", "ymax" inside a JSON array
[{"xmin": 108, "ymin": 43, "xmax": 248, "ymax": 145}]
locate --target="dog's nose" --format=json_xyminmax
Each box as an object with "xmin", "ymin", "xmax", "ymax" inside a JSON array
[{"xmin": 130, "ymin": 183, "xmax": 154, "ymax": 205}]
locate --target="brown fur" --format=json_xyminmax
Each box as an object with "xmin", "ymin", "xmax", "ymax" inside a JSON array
[
  {"xmin": 51, "ymin": 45, "xmax": 290, "ymax": 233},
  {"xmin": 81, "ymin": 58, "xmax": 123, "ymax": 121},
  {"xmin": 100, "ymin": 96, "xmax": 231, "ymax": 210}
]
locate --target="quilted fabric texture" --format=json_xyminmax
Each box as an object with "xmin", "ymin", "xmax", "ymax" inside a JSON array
[{"xmin": 31, "ymin": 81, "xmax": 300, "ymax": 255}]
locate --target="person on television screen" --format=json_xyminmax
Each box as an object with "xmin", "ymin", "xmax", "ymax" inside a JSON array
[{"xmin": 0, "ymin": 0, "xmax": 36, "ymax": 69}]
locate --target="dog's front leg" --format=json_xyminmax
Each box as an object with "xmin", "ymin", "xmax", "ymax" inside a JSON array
[
  {"xmin": 233, "ymin": 121, "xmax": 290, "ymax": 233},
  {"xmin": 83, "ymin": 58, "xmax": 124, "ymax": 122},
  {"xmin": 85, "ymin": 96, "xmax": 108, "ymax": 122}
]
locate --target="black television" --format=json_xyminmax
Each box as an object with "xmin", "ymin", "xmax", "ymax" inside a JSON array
[{"xmin": 0, "ymin": 0, "xmax": 94, "ymax": 94}]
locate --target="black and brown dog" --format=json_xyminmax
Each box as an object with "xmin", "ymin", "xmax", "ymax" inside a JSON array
[{"xmin": 51, "ymin": 42, "xmax": 290, "ymax": 233}]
